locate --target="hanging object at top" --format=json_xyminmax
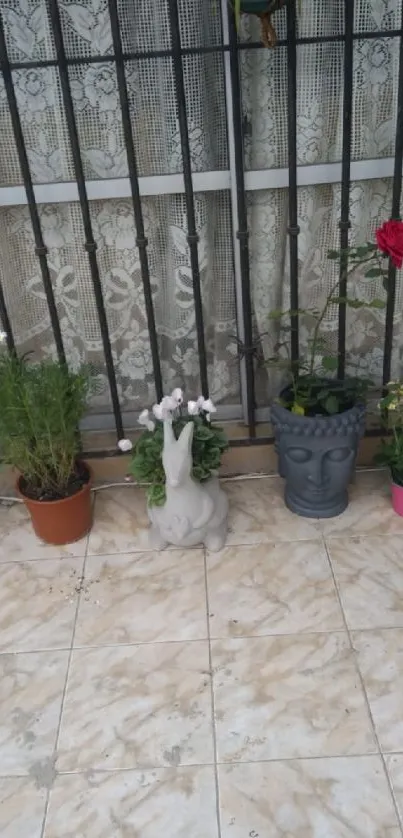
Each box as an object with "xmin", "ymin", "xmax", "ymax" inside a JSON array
[{"xmin": 232, "ymin": 0, "xmax": 289, "ymax": 48}]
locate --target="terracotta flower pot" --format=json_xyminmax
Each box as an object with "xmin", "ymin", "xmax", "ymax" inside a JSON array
[
  {"xmin": 391, "ymin": 479, "xmax": 403, "ymax": 517},
  {"xmin": 239, "ymin": 0, "xmax": 288, "ymax": 46},
  {"xmin": 17, "ymin": 463, "xmax": 93, "ymax": 545}
]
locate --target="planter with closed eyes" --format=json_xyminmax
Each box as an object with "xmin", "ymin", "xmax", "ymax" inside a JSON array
[{"xmin": 271, "ymin": 385, "xmax": 366, "ymax": 518}]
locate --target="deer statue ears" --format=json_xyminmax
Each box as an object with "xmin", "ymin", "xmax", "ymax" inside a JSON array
[
  {"xmin": 163, "ymin": 419, "xmax": 175, "ymax": 448},
  {"xmin": 177, "ymin": 420, "xmax": 194, "ymax": 453},
  {"xmin": 163, "ymin": 420, "xmax": 194, "ymax": 452}
]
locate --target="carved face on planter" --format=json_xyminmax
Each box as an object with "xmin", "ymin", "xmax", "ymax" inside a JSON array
[{"xmin": 271, "ymin": 403, "xmax": 366, "ymax": 518}]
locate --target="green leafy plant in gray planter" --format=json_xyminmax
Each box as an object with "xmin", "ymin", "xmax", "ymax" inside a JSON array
[
  {"xmin": 375, "ymin": 381, "xmax": 403, "ymax": 516},
  {"xmin": 232, "ymin": 0, "xmax": 288, "ymax": 47},
  {"xmin": 268, "ymin": 220, "xmax": 403, "ymax": 519}
]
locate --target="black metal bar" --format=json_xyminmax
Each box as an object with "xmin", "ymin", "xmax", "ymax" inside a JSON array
[
  {"xmin": 82, "ymin": 425, "xmax": 386, "ymax": 458},
  {"xmin": 383, "ymin": 14, "xmax": 403, "ymax": 386},
  {"xmin": 0, "ymin": 279, "xmax": 15, "ymax": 354},
  {"xmin": 0, "ymin": 14, "xmax": 66, "ymax": 365},
  {"xmin": 46, "ymin": 0, "xmax": 124, "ymax": 439},
  {"xmin": 286, "ymin": 0, "xmax": 299, "ymax": 364},
  {"xmin": 166, "ymin": 0, "xmax": 209, "ymax": 397},
  {"xmin": 2, "ymin": 28, "xmax": 403, "ymax": 73},
  {"xmin": 107, "ymin": 0, "xmax": 163, "ymax": 403},
  {"xmin": 227, "ymin": 6, "xmax": 256, "ymax": 437},
  {"xmin": 337, "ymin": 0, "xmax": 354, "ymax": 379}
]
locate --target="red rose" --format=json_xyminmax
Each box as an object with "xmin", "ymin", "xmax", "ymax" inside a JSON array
[{"xmin": 375, "ymin": 219, "xmax": 403, "ymax": 269}]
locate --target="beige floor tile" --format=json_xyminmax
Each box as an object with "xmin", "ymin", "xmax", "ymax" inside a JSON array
[
  {"xmin": 353, "ymin": 629, "xmax": 403, "ymax": 753},
  {"xmin": 225, "ymin": 478, "xmax": 322, "ymax": 544},
  {"xmin": 212, "ymin": 633, "xmax": 376, "ymax": 762},
  {"xmin": 0, "ymin": 559, "xmax": 84, "ymax": 652},
  {"xmin": 0, "ymin": 503, "xmax": 88, "ymax": 561},
  {"xmin": 74, "ymin": 550, "xmax": 207, "ymax": 646},
  {"xmin": 385, "ymin": 754, "xmax": 403, "ymax": 826},
  {"xmin": 44, "ymin": 767, "xmax": 218, "ymax": 838},
  {"xmin": 207, "ymin": 540, "xmax": 343, "ymax": 638},
  {"xmin": 322, "ymin": 471, "xmax": 403, "ymax": 538},
  {"xmin": 0, "ymin": 777, "xmax": 47, "ymax": 838},
  {"xmin": 57, "ymin": 642, "xmax": 213, "ymax": 772},
  {"xmin": 87, "ymin": 487, "xmax": 152, "ymax": 555},
  {"xmin": 219, "ymin": 757, "xmax": 400, "ymax": 838},
  {"xmin": 0, "ymin": 651, "xmax": 69, "ymax": 775},
  {"xmin": 327, "ymin": 536, "xmax": 403, "ymax": 630}
]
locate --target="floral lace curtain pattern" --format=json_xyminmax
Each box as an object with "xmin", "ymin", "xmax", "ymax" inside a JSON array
[{"xmin": 0, "ymin": 0, "xmax": 402, "ymax": 420}]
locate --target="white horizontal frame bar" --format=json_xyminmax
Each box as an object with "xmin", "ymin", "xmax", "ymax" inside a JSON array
[
  {"xmin": 0, "ymin": 170, "xmax": 230, "ymax": 206},
  {"xmin": 245, "ymin": 157, "xmax": 395, "ymax": 191},
  {"xmin": 0, "ymin": 158, "xmax": 395, "ymax": 206}
]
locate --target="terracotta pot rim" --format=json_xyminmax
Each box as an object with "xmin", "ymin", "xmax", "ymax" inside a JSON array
[{"xmin": 16, "ymin": 461, "xmax": 92, "ymax": 507}]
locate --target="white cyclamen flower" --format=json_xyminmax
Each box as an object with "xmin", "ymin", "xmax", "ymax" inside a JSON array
[
  {"xmin": 161, "ymin": 395, "xmax": 177, "ymax": 412},
  {"xmin": 153, "ymin": 395, "xmax": 177, "ymax": 421},
  {"xmin": 152, "ymin": 403, "xmax": 165, "ymax": 421},
  {"xmin": 138, "ymin": 409, "xmax": 155, "ymax": 431},
  {"xmin": 171, "ymin": 387, "xmax": 183, "ymax": 405},
  {"xmin": 117, "ymin": 438, "xmax": 133, "ymax": 452},
  {"xmin": 201, "ymin": 398, "xmax": 216, "ymax": 416},
  {"xmin": 187, "ymin": 400, "xmax": 200, "ymax": 416},
  {"xmin": 0, "ymin": 331, "xmax": 7, "ymax": 344}
]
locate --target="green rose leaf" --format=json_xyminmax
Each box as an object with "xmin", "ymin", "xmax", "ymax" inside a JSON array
[
  {"xmin": 324, "ymin": 394, "xmax": 340, "ymax": 415},
  {"xmin": 321, "ymin": 355, "xmax": 338, "ymax": 371}
]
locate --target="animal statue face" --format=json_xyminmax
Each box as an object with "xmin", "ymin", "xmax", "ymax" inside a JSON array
[{"xmin": 162, "ymin": 421, "xmax": 194, "ymax": 488}]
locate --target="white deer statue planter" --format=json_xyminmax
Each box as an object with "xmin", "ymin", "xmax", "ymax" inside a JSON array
[{"xmin": 148, "ymin": 420, "xmax": 228, "ymax": 552}]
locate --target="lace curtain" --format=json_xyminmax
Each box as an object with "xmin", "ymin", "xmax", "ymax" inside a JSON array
[{"xmin": 0, "ymin": 0, "xmax": 401, "ymax": 421}]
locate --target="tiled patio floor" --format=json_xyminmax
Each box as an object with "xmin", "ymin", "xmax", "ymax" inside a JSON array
[{"xmin": 2, "ymin": 470, "xmax": 403, "ymax": 836}]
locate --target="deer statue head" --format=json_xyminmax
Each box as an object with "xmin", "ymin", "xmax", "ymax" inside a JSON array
[{"xmin": 162, "ymin": 420, "xmax": 194, "ymax": 489}]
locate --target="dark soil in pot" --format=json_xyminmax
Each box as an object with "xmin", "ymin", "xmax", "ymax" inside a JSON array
[
  {"xmin": 20, "ymin": 460, "xmax": 90, "ymax": 502},
  {"xmin": 271, "ymin": 389, "xmax": 366, "ymax": 519}
]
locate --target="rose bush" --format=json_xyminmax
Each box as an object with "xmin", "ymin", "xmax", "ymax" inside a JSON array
[{"xmin": 376, "ymin": 220, "xmax": 403, "ymax": 269}]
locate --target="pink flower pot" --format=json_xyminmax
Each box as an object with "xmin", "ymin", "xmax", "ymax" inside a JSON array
[{"xmin": 391, "ymin": 480, "xmax": 403, "ymax": 516}]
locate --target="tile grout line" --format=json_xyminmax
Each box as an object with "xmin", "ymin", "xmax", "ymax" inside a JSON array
[
  {"xmin": 39, "ymin": 516, "xmax": 93, "ymax": 838},
  {"xmin": 7, "ymin": 626, "xmax": 403, "ymax": 659},
  {"xmin": 203, "ymin": 547, "xmax": 222, "ymax": 838},
  {"xmin": 5, "ymin": 749, "xmax": 403, "ymax": 783},
  {"xmin": 323, "ymin": 535, "xmax": 403, "ymax": 836},
  {"xmin": 4, "ymin": 528, "xmax": 403, "ymax": 565}
]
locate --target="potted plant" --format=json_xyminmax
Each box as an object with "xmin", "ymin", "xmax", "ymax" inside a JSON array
[
  {"xmin": 232, "ymin": 0, "xmax": 288, "ymax": 47},
  {"xmin": 0, "ymin": 351, "xmax": 93, "ymax": 544},
  {"xmin": 119, "ymin": 390, "xmax": 229, "ymax": 550},
  {"xmin": 376, "ymin": 381, "xmax": 403, "ymax": 516},
  {"xmin": 269, "ymin": 218, "xmax": 403, "ymax": 518}
]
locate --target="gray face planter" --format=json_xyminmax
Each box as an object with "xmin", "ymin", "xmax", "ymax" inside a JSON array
[{"xmin": 271, "ymin": 399, "xmax": 366, "ymax": 518}]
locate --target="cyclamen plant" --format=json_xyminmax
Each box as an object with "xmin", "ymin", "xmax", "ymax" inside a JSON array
[{"xmin": 118, "ymin": 389, "xmax": 228, "ymax": 506}]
